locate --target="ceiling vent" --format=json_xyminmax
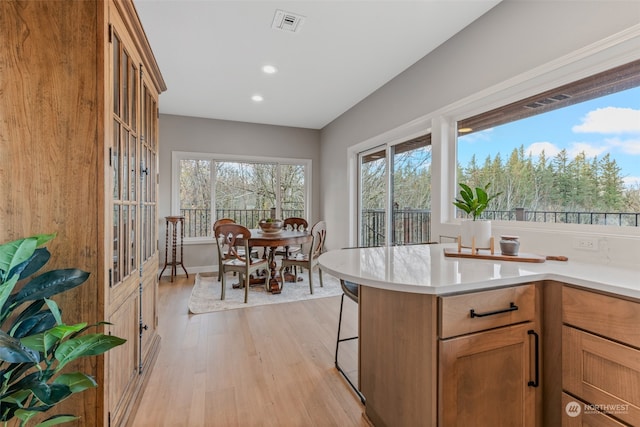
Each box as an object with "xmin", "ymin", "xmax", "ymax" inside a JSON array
[
  {"xmin": 524, "ymin": 94, "xmax": 571, "ymax": 109},
  {"xmin": 271, "ymin": 9, "xmax": 305, "ymax": 33}
]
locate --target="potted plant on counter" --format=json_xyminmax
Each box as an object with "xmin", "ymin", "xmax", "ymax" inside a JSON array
[{"xmin": 453, "ymin": 182, "xmax": 502, "ymax": 253}]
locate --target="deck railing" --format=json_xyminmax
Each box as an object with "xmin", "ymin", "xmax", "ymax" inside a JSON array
[
  {"xmin": 180, "ymin": 208, "xmax": 304, "ymax": 237},
  {"xmin": 180, "ymin": 208, "xmax": 640, "ymax": 242},
  {"xmin": 361, "ymin": 209, "xmax": 432, "ymax": 247}
]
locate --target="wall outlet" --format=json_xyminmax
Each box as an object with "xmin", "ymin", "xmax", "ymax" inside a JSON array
[{"xmin": 573, "ymin": 237, "xmax": 599, "ymax": 251}]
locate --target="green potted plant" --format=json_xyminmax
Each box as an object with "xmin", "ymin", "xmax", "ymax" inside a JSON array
[
  {"xmin": 453, "ymin": 183, "xmax": 502, "ymax": 251},
  {"xmin": 0, "ymin": 233, "xmax": 125, "ymax": 426}
]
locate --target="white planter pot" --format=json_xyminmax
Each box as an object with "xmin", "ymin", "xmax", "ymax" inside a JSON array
[{"xmin": 460, "ymin": 219, "xmax": 492, "ymax": 249}]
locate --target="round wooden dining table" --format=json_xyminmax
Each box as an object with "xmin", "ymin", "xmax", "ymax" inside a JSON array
[{"xmin": 245, "ymin": 228, "xmax": 312, "ymax": 294}]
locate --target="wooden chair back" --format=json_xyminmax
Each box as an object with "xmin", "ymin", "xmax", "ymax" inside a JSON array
[
  {"xmin": 213, "ymin": 218, "xmax": 235, "ymax": 234},
  {"xmin": 309, "ymin": 220, "xmax": 326, "ymax": 260},
  {"xmin": 214, "ymin": 223, "xmax": 251, "ymax": 263},
  {"xmin": 283, "ymin": 217, "xmax": 308, "ymax": 231}
]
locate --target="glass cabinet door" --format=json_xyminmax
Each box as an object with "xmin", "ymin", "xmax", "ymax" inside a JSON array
[
  {"xmin": 141, "ymin": 81, "xmax": 158, "ymax": 264},
  {"xmin": 111, "ymin": 31, "xmax": 140, "ymax": 287}
]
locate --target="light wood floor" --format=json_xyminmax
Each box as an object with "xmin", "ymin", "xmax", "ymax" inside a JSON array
[{"xmin": 131, "ymin": 274, "xmax": 367, "ymax": 426}]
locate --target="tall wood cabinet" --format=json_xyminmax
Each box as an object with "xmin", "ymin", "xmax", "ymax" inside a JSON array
[{"xmin": 0, "ymin": 1, "xmax": 166, "ymax": 426}]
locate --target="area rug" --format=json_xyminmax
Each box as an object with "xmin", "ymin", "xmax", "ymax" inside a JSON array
[{"xmin": 188, "ymin": 270, "xmax": 342, "ymax": 314}]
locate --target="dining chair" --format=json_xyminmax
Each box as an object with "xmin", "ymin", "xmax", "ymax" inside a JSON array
[
  {"xmin": 214, "ymin": 223, "xmax": 268, "ymax": 303},
  {"xmin": 274, "ymin": 217, "xmax": 309, "ymax": 260},
  {"xmin": 214, "ymin": 218, "xmax": 258, "ymax": 281},
  {"xmin": 278, "ymin": 220, "xmax": 325, "ymax": 294},
  {"xmin": 335, "ymin": 279, "xmax": 365, "ymax": 403}
]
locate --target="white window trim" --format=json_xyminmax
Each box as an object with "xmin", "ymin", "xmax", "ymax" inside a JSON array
[
  {"xmin": 171, "ymin": 151, "xmax": 312, "ymax": 244},
  {"xmin": 348, "ymin": 24, "xmax": 640, "ymax": 243},
  {"xmin": 439, "ymin": 25, "xmax": 640, "ymax": 237},
  {"xmin": 347, "ymin": 117, "xmax": 432, "ymax": 247}
]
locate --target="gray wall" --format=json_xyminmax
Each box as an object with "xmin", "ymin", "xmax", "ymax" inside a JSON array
[
  {"xmin": 158, "ymin": 114, "xmax": 320, "ymax": 272},
  {"xmin": 319, "ymin": 0, "xmax": 640, "ymax": 265},
  {"xmin": 157, "ymin": 1, "xmax": 640, "ymax": 272}
]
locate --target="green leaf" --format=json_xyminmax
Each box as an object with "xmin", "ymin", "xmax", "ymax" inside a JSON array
[
  {"xmin": 453, "ymin": 201, "xmax": 472, "ymax": 214},
  {"xmin": 0, "ymin": 234, "xmax": 55, "ymax": 279},
  {"xmin": 458, "ymin": 183, "xmax": 473, "ymax": 203},
  {"xmin": 55, "ymin": 334, "xmax": 126, "ymax": 371},
  {"xmin": 0, "ymin": 237, "xmax": 38, "ymax": 281},
  {"xmin": 1, "ymin": 389, "xmax": 31, "ymax": 405},
  {"xmin": 0, "ymin": 274, "xmax": 19, "ymax": 318},
  {"xmin": 14, "ymin": 408, "xmax": 39, "ymax": 424},
  {"xmin": 53, "ymin": 372, "xmax": 97, "ymax": 393},
  {"xmin": 29, "ymin": 382, "xmax": 72, "ymax": 405},
  {"xmin": 44, "ymin": 298, "xmax": 62, "ymax": 326},
  {"xmin": 0, "ymin": 330, "xmax": 39, "ymax": 363},
  {"xmin": 476, "ymin": 187, "xmax": 488, "ymax": 205},
  {"xmin": 14, "ymin": 248, "xmax": 51, "ymax": 281},
  {"xmin": 11, "ymin": 269, "xmax": 89, "ymax": 307},
  {"xmin": 21, "ymin": 323, "xmax": 87, "ymax": 354},
  {"xmin": 47, "ymin": 323, "xmax": 88, "ymax": 340},
  {"xmin": 11, "ymin": 310, "xmax": 57, "ymax": 339},
  {"xmin": 36, "ymin": 414, "xmax": 79, "ymax": 427}
]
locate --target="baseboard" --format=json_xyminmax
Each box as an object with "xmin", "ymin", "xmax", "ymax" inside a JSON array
[{"xmin": 157, "ymin": 264, "xmax": 216, "ymax": 279}]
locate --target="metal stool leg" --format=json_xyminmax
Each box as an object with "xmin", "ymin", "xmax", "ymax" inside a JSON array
[{"xmin": 335, "ymin": 293, "xmax": 365, "ymax": 404}]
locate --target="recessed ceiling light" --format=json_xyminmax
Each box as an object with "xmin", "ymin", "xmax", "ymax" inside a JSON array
[
  {"xmin": 262, "ymin": 65, "xmax": 277, "ymax": 74},
  {"xmin": 251, "ymin": 94, "xmax": 264, "ymax": 102},
  {"xmin": 458, "ymin": 127, "xmax": 473, "ymax": 133}
]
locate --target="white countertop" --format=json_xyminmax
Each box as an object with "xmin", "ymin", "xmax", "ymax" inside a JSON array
[{"xmin": 318, "ymin": 243, "xmax": 640, "ymax": 299}]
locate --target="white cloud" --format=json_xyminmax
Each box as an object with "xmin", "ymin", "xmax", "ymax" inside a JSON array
[
  {"xmin": 525, "ymin": 141, "xmax": 560, "ymax": 158},
  {"xmin": 526, "ymin": 140, "xmax": 612, "ymax": 160},
  {"xmin": 567, "ymin": 142, "xmax": 608, "ymax": 158},
  {"xmin": 623, "ymin": 176, "xmax": 640, "ymax": 188},
  {"xmin": 606, "ymin": 137, "xmax": 640, "ymax": 155},
  {"xmin": 572, "ymin": 107, "xmax": 640, "ymax": 134},
  {"xmin": 459, "ymin": 128, "xmax": 494, "ymax": 143}
]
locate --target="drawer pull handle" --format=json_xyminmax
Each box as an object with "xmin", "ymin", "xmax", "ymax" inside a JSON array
[
  {"xmin": 528, "ymin": 329, "xmax": 540, "ymax": 387},
  {"xmin": 469, "ymin": 302, "xmax": 518, "ymax": 318}
]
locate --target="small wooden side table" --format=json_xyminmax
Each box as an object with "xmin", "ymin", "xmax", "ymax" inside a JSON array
[{"xmin": 159, "ymin": 216, "xmax": 189, "ymax": 282}]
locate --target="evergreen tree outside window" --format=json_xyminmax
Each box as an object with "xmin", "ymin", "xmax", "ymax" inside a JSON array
[{"xmin": 457, "ymin": 60, "xmax": 640, "ymax": 227}]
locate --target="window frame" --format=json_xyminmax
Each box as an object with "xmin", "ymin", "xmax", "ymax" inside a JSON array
[
  {"xmin": 348, "ymin": 27, "xmax": 640, "ymax": 244},
  {"xmin": 171, "ymin": 151, "xmax": 312, "ymax": 244},
  {"xmin": 437, "ymin": 41, "xmax": 640, "ymax": 238}
]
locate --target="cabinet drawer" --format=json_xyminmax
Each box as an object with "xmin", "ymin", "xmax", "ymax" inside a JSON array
[
  {"xmin": 563, "ymin": 286, "xmax": 640, "ymax": 348},
  {"xmin": 563, "ymin": 326, "xmax": 640, "ymax": 425},
  {"xmin": 439, "ymin": 284, "xmax": 536, "ymax": 338},
  {"xmin": 562, "ymin": 393, "xmax": 627, "ymax": 427}
]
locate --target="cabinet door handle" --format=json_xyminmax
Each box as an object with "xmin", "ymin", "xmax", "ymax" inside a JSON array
[
  {"xmin": 528, "ymin": 329, "xmax": 540, "ymax": 387},
  {"xmin": 469, "ymin": 302, "xmax": 518, "ymax": 318}
]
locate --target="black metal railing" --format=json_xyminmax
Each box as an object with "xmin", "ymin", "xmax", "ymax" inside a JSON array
[
  {"xmin": 180, "ymin": 207, "xmax": 640, "ymax": 241},
  {"xmin": 361, "ymin": 209, "xmax": 432, "ymax": 248},
  {"xmin": 180, "ymin": 208, "xmax": 304, "ymax": 237},
  {"xmin": 480, "ymin": 209, "xmax": 640, "ymax": 227}
]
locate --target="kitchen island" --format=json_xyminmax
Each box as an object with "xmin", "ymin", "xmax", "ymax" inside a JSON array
[{"xmin": 318, "ymin": 243, "xmax": 640, "ymax": 427}]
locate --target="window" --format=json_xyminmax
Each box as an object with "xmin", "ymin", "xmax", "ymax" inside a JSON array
[
  {"xmin": 358, "ymin": 134, "xmax": 432, "ymax": 246},
  {"xmin": 456, "ymin": 60, "xmax": 640, "ymax": 227},
  {"xmin": 173, "ymin": 152, "xmax": 310, "ymax": 240}
]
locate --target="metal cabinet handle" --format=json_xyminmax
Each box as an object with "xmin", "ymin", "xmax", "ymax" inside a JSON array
[
  {"xmin": 469, "ymin": 302, "xmax": 518, "ymax": 318},
  {"xmin": 528, "ymin": 329, "xmax": 540, "ymax": 387}
]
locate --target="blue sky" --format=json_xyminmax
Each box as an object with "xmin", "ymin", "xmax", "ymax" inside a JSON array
[{"xmin": 458, "ymin": 86, "xmax": 640, "ymax": 188}]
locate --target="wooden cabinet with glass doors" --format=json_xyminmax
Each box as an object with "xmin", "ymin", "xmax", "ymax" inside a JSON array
[
  {"xmin": 107, "ymin": 2, "xmax": 163, "ymax": 426},
  {"xmin": 0, "ymin": 1, "xmax": 165, "ymax": 426}
]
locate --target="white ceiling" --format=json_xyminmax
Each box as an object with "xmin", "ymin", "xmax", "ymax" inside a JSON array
[{"xmin": 134, "ymin": 1, "xmax": 501, "ymax": 130}]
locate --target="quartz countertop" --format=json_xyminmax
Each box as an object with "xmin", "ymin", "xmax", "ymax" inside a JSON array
[{"xmin": 318, "ymin": 243, "xmax": 640, "ymax": 298}]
